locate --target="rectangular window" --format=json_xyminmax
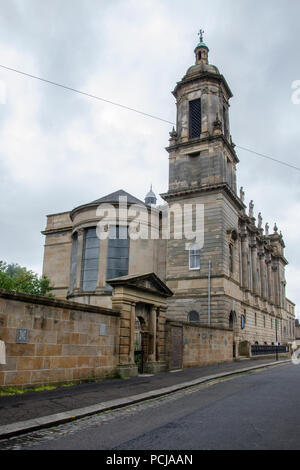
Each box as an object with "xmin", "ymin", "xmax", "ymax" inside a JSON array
[
  {"xmin": 106, "ymin": 226, "xmax": 129, "ymax": 283},
  {"xmin": 81, "ymin": 227, "xmax": 100, "ymax": 291},
  {"xmin": 189, "ymin": 246, "xmax": 200, "ymax": 270},
  {"xmin": 189, "ymin": 98, "xmax": 201, "ymax": 139}
]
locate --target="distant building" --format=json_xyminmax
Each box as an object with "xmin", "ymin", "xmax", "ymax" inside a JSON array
[{"xmin": 42, "ymin": 36, "xmax": 295, "ymax": 357}]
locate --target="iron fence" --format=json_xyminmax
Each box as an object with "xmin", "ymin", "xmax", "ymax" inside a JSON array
[{"xmin": 251, "ymin": 344, "xmax": 289, "ymax": 356}]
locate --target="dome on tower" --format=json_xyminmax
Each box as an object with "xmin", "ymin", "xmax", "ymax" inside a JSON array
[
  {"xmin": 185, "ymin": 61, "xmax": 220, "ymax": 78},
  {"xmin": 145, "ymin": 185, "xmax": 157, "ymax": 206}
]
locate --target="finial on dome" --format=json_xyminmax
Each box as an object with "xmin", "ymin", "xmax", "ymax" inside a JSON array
[
  {"xmin": 198, "ymin": 29, "xmax": 204, "ymax": 43},
  {"xmin": 195, "ymin": 29, "xmax": 209, "ymax": 64}
]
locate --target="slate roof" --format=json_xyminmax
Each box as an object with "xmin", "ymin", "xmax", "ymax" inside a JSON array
[
  {"xmin": 70, "ymin": 189, "xmax": 146, "ymax": 220},
  {"xmin": 91, "ymin": 189, "xmax": 146, "ymax": 206}
]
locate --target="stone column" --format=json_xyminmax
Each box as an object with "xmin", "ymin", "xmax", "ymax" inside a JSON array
[
  {"xmin": 241, "ymin": 235, "xmax": 249, "ymax": 290},
  {"xmin": 259, "ymin": 252, "xmax": 266, "ymax": 299},
  {"xmin": 266, "ymin": 257, "xmax": 273, "ymax": 303},
  {"xmin": 272, "ymin": 265, "xmax": 279, "ymax": 306},
  {"xmin": 115, "ymin": 299, "xmax": 138, "ymax": 378},
  {"xmin": 74, "ymin": 228, "xmax": 84, "ymax": 292},
  {"xmin": 97, "ymin": 237, "xmax": 108, "ymax": 289},
  {"xmin": 157, "ymin": 307, "xmax": 167, "ymax": 366},
  {"xmin": 148, "ymin": 305, "xmax": 157, "ymax": 363},
  {"xmin": 129, "ymin": 302, "xmax": 136, "ymax": 364},
  {"xmin": 250, "ymin": 243, "xmax": 258, "ymax": 295}
]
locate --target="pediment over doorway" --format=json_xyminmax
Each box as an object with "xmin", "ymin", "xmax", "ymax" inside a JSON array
[{"xmin": 107, "ymin": 272, "xmax": 173, "ymax": 298}]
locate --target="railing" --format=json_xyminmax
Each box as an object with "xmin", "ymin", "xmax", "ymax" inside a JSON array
[{"xmin": 251, "ymin": 344, "xmax": 289, "ymax": 356}]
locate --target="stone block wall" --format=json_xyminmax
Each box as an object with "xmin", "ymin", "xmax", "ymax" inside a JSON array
[
  {"xmin": 0, "ymin": 291, "xmax": 120, "ymax": 388},
  {"xmin": 182, "ymin": 322, "xmax": 233, "ymax": 368}
]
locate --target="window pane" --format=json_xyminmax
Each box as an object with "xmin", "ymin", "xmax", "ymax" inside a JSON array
[
  {"xmin": 106, "ymin": 226, "xmax": 129, "ymax": 281},
  {"xmin": 189, "ymin": 247, "xmax": 200, "ymax": 269},
  {"xmin": 83, "ymin": 258, "xmax": 99, "ymax": 271},
  {"xmin": 188, "ymin": 311, "xmax": 200, "ymax": 322},
  {"xmin": 81, "ymin": 227, "xmax": 100, "ymax": 291}
]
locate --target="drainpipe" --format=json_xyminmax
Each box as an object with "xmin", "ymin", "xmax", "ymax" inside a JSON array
[{"xmin": 208, "ymin": 260, "xmax": 211, "ymax": 325}]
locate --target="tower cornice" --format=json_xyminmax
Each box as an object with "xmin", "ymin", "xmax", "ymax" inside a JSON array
[
  {"xmin": 166, "ymin": 134, "xmax": 239, "ymax": 164},
  {"xmin": 160, "ymin": 182, "xmax": 244, "ymax": 211},
  {"xmin": 173, "ymin": 72, "xmax": 233, "ymax": 100}
]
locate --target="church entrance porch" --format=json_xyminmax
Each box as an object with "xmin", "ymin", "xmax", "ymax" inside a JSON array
[{"xmin": 108, "ymin": 273, "xmax": 173, "ymax": 378}]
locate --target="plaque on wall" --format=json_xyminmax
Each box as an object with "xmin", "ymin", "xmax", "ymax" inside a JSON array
[
  {"xmin": 17, "ymin": 328, "xmax": 28, "ymax": 344},
  {"xmin": 100, "ymin": 324, "xmax": 106, "ymax": 336}
]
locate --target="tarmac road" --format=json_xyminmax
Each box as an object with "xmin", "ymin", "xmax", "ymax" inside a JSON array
[{"xmin": 2, "ymin": 362, "xmax": 299, "ymax": 450}]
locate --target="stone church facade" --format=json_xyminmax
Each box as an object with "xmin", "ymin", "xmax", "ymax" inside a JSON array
[{"xmin": 42, "ymin": 37, "xmax": 295, "ymax": 359}]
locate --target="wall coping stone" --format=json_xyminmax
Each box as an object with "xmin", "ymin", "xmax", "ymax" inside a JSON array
[
  {"xmin": 166, "ymin": 319, "xmax": 232, "ymax": 332},
  {"xmin": 0, "ymin": 289, "xmax": 120, "ymax": 317}
]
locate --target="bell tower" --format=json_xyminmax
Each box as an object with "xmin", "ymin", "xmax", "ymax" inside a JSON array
[
  {"xmin": 161, "ymin": 32, "xmax": 245, "ymax": 325},
  {"xmin": 165, "ymin": 31, "xmax": 239, "ymax": 197}
]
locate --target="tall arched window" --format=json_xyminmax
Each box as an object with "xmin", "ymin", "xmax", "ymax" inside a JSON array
[{"xmin": 81, "ymin": 227, "xmax": 100, "ymax": 291}]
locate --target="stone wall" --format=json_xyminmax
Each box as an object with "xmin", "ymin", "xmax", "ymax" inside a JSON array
[
  {"xmin": 0, "ymin": 290, "xmax": 120, "ymax": 388},
  {"xmin": 182, "ymin": 322, "xmax": 233, "ymax": 368},
  {"xmin": 166, "ymin": 320, "xmax": 233, "ymax": 369}
]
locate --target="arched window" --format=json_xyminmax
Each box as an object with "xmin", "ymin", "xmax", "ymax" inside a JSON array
[
  {"xmin": 229, "ymin": 310, "xmax": 237, "ymax": 329},
  {"xmin": 81, "ymin": 227, "xmax": 100, "ymax": 291},
  {"xmin": 188, "ymin": 311, "xmax": 200, "ymax": 323},
  {"xmin": 189, "ymin": 244, "xmax": 200, "ymax": 270}
]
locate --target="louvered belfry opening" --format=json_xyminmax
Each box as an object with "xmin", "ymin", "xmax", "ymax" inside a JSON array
[{"xmin": 189, "ymin": 98, "xmax": 201, "ymax": 139}]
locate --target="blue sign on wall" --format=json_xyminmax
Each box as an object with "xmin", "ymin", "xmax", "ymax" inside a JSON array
[{"xmin": 17, "ymin": 328, "xmax": 28, "ymax": 344}]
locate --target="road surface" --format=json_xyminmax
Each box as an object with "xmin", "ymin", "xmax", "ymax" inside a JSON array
[{"xmin": 1, "ymin": 363, "xmax": 299, "ymax": 450}]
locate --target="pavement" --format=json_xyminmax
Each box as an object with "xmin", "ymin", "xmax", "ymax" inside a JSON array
[{"xmin": 0, "ymin": 356, "xmax": 291, "ymax": 440}]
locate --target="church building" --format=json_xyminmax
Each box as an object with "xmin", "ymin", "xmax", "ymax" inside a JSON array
[{"xmin": 42, "ymin": 34, "xmax": 295, "ymax": 359}]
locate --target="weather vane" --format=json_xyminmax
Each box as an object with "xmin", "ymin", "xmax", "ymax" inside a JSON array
[{"xmin": 198, "ymin": 29, "xmax": 204, "ymax": 43}]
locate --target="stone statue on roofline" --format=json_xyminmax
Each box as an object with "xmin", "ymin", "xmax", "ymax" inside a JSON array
[
  {"xmin": 258, "ymin": 212, "xmax": 263, "ymax": 229},
  {"xmin": 265, "ymin": 223, "xmax": 269, "ymax": 236},
  {"xmin": 240, "ymin": 186, "xmax": 245, "ymax": 203},
  {"xmin": 249, "ymin": 200, "xmax": 254, "ymax": 218}
]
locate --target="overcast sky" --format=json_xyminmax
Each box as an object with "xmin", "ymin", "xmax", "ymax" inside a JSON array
[{"xmin": 0, "ymin": 0, "xmax": 299, "ymax": 318}]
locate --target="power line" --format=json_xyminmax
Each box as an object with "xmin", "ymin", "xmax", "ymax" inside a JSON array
[
  {"xmin": 0, "ymin": 63, "xmax": 299, "ymax": 172},
  {"xmin": 236, "ymin": 146, "xmax": 300, "ymax": 172},
  {"xmin": 0, "ymin": 63, "xmax": 174, "ymax": 125}
]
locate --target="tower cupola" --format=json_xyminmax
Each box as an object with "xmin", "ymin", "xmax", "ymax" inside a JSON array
[
  {"xmin": 145, "ymin": 185, "xmax": 157, "ymax": 206},
  {"xmin": 194, "ymin": 29, "xmax": 209, "ymax": 65}
]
